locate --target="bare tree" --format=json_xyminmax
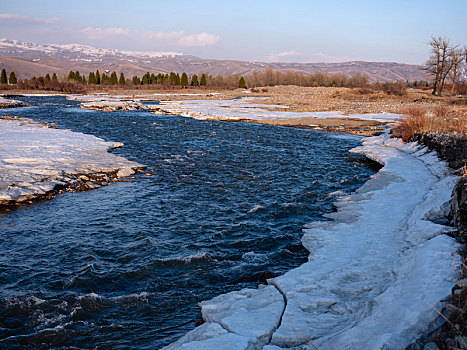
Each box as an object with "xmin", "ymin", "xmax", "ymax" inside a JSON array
[
  {"xmin": 425, "ymin": 36, "xmax": 453, "ymax": 96},
  {"xmin": 450, "ymin": 48, "xmax": 466, "ymax": 93}
]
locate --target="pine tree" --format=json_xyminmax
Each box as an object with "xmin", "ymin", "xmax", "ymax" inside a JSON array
[
  {"xmin": 132, "ymin": 76, "xmax": 141, "ymax": 85},
  {"xmin": 200, "ymin": 74, "xmax": 207, "ymax": 86},
  {"xmin": 82, "ymin": 75, "xmax": 87, "ymax": 84},
  {"xmin": 168, "ymin": 72, "xmax": 176, "ymax": 85},
  {"xmin": 110, "ymin": 71, "xmax": 118, "ymax": 85},
  {"xmin": 67, "ymin": 71, "xmax": 75, "ymax": 82},
  {"xmin": 45, "ymin": 73, "xmax": 51, "ymax": 82},
  {"xmin": 142, "ymin": 72, "xmax": 150, "ymax": 85},
  {"xmin": 88, "ymin": 72, "xmax": 96, "ymax": 84},
  {"xmin": 0, "ymin": 69, "xmax": 7, "ymax": 84},
  {"xmin": 119, "ymin": 72, "xmax": 125, "ymax": 85},
  {"xmin": 239, "ymin": 77, "xmax": 246, "ymax": 89},
  {"xmin": 8, "ymin": 71, "xmax": 17, "ymax": 84},
  {"xmin": 181, "ymin": 72, "xmax": 188, "ymax": 87},
  {"xmin": 150, "ymin": 73, "xmax": 156, "ymax": 84},
  {"xmin": 191, "ymin": 74, "xmax": 199, "ymax": 86},
  {"xmin": 175, "ymin": 73, "xmax": 181, "ymax": 85},
  {"xmin": 52, "ymin": 72, "xmax": 58, "ymax": 82},
  {"xmin": 75, "ymin": 71, "xmax": 81, "ymax": 82},
  {"xmin": 157, "ymin": 73, "xmax": 164, "ymax": 84},
  {"xmin": 96, "ymin": 70, "xmax": 101, "ymax": 84}
]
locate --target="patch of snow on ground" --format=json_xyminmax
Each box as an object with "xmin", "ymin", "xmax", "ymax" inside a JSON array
[
  {"xmin": 164, "ymin": 133, "xmax": 459, "ymax": 350},
  {"xmin": 0, "ymin": 118, "xmax": 144, "ymax": 204},
  {"xmin": 148, "ymin": 99, "xmax": 401, "ymax": 122},
  {"xmin": 0, "ymin": 97, "xmax": 28, "ymax": 107}
]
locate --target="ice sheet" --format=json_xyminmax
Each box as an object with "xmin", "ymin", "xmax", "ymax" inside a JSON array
[{"xmin": 0, "ymin": 118, "xmax": 144, "ymax": 204}]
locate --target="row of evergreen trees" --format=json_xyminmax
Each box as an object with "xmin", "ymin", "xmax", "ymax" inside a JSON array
[
  {"xmin": 1, "ymin": 67, "xmax": 248, "ymax": 89},
  {"xmin": 0, "ymin": 69, "xmax": 17, "ymax": 84},
  {"xmin": 66, "ymin": 70, "xmax": 211, "ymax": 87}
]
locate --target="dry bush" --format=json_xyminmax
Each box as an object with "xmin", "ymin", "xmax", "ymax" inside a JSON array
[
  {"xmin": 261, "ymin": 88, "xmax": 269, "ymax": 92},
  {"xmin": 365, "ymin": 82, "xmax": 408, "ymax": 96},
  {"xmin": 355, "ymin": 87, "xmax": 376, "ymax": 94},
  {"xmin": 394, "ymin": 107, "xmax": 429, "ymax": 141},
  {"xmin": 456, "ymin": 83, "xmax": 467, "ymax": 96},
  {"xmin": 250, "ymin": 87, "xmax": 259, "ymax": 93},
  {"xmin": 434, "ymin": 105, "xmax": 449, "ymax": 118},
  {"xmin": 393, "ymin": 106, "xmax": 467, "ymax": 141}
]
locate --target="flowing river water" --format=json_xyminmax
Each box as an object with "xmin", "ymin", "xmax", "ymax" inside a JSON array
[{"xmin": 0, "ymin": 96, "xmax": 376, "ymax": 349}]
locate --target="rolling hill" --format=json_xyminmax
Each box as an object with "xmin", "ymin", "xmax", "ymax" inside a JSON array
[{"xmin": 0, "ymin": 38, "xmax": 430, "ymax": 83}]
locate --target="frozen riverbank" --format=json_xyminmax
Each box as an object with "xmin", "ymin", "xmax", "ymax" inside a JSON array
[
  {"xmin": 0, "ymin": 116, "xmax": 145, "ymax": 206},
  {"xmin": 0, "ymin": 97, "xmax": 29, "ymax": 108},
  {"xmin": 164, "ymin": 133, "xmax": 460, "ymax": 349}
]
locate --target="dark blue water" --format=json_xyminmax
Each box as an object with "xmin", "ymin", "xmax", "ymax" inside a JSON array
[{"xmin": 0, "ymin": 96, "xmax": 375, "ymax": 349}]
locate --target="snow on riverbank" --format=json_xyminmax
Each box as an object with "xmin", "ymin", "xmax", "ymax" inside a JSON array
[
  {"xmin": 149, "ymin": 99, "xmax": 401, "ymax": 122},
  {"xmin": 164, "ymin": 133, "xmax": 459, "ymax": 350},
  {"xmin": 0, "ymin": 97, "xmax": 29, "ymax": 108},
  {"xmin": 0, "ymin": 117, "xmax": 144, "ymax": 205},
  {"xmin": 80, "ymin": 100, "xmax": 146, "ymax": 111}
]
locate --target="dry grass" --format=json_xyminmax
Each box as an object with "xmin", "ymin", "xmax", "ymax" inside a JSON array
[{"xmin": 393, "ymin": 106, "xmax": 467, "ymax": 142}]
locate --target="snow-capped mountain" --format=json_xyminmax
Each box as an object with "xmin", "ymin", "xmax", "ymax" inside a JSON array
[
  {"xmin": 0, "ymin": 38, "xmax": 185, "ymax": 59},
  {"xmin": 0, "ymin": 38, "xmax": 429, "ymax": 82}
]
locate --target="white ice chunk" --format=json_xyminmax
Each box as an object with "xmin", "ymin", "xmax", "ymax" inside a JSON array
[{"xmin": 0, "ymin": 118, "xmax": 144, "ymax": 204}]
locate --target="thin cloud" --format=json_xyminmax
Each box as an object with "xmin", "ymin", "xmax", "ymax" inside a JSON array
[
  {"xmin": 80, "ymin": 27, "xmax": 220, "ymax": 47},
  {"xmin": 267, "ymin": 51, "xmax": 300, "ymax": 62},
  {"xmin": 177, "ymin": 32, "xmax": 220, "ymax": 47},
  {"xmin": 142, "ymin": 30, "xmax": 184, "ymax": 40},
  {"xmin": 0, "ymin": 13, "xmax": 57, "ymax": 24},
  {"xmin": 80, "ymin": 27, "xmax": 132, "ymax": 39}
]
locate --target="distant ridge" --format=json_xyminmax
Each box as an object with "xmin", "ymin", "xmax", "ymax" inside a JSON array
[{"xmin": 0, "ymin": 38, "xmax": 430, "ymax": 83}]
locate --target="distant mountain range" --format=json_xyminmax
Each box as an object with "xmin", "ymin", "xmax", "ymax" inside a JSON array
[{"xmin": 0, "ymin": 38, "xmax": 436, "ymax": 83}]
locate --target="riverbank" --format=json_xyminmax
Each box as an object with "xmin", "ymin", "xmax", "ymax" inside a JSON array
[
  {"xmin": 404, "ymin": 132, "xmax": 467, "ymax": 350},
  {"xmin": 0, "ymin": 115, "xmax": 145, "ymax": 209}
]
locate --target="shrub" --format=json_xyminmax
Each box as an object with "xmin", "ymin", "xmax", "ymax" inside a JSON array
[
  {"xmin": 381, "ymin": 82, "xmax": 407, "ymax": 96},
  {"xmin": 393, "ymin": 107, "xmax": 429, "ymax": 141},
  {"xmin": 456, "ymin": 83, "xmax": 467, "ymax": 96},
  {"xmin": 393, "ymin": 106, "xmax": 467, "ymax": 141},
  {"xmin": 434, "ymin": 105, "xmax": 449, "ymax": 118}
]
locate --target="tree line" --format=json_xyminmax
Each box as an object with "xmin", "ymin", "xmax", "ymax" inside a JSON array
[
  {"xmin": 425, "ymin": 36, "xmax": 467, "ymax": 96},
  {"xmin": 67, "ymin": 70, "xmax": 209, "ymax": 87},
  {"xmin": 1, "ymin": 66, "xmax": 372, "ymax": 90},
  {"xmin": 1, "ymin": 67, "xmax": 424, "ymax": 91}
]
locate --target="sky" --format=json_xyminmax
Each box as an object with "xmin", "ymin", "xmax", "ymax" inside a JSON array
[{"xmin": 1, "ymin": 0, "xmax": 466, "ymax": 64}]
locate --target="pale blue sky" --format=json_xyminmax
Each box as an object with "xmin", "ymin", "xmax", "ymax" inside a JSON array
[{"xmin": 1, "ymin": 0, "xmax": 466, "ymax": 64}]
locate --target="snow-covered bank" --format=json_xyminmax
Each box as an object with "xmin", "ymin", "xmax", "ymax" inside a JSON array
[
  {"xmin": 148, "ymin": 99, "xmax": 401, "ymax": 122},
  {"xmin": 0, "ymin": 117, "xmax": 145, "ymax": 205},
  {"xmin": 164, "ymin": 133, "xmax": 460, "ymax": 350},
  {"xmin": 80, "ymin": 100, "xmax": 146, "ymax": 112},
  {"xmin": 0, "ymin": 97, "xmax": 29, "ymax": 108}
]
